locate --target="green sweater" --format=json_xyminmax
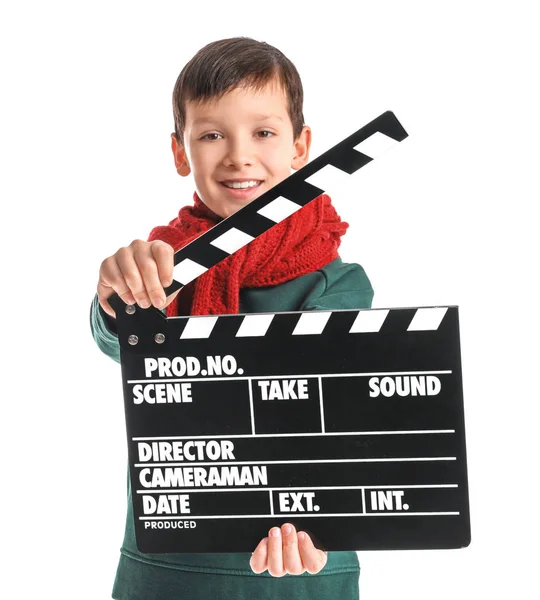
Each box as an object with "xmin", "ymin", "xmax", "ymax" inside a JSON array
[{"xmin": 90, "ymin": 257, "xmax": 374, "ymax": 600}]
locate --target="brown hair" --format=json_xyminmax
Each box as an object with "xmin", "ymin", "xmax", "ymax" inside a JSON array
[{"xmin": 172, "ymin": 37, "xmax": 305, "ymax": 144}]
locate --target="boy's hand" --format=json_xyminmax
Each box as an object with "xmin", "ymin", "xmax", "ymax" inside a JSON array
[
  {"xmin": 97, "ymin": 240, "xmax": 180, "ymax": 318},
  {"xmin": 250, "ymin": 523, "xmax": 328, "ymax": 576}
]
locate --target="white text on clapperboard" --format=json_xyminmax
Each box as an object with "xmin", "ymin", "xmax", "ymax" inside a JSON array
[{"xmin": 132, "ymin": 355, "xmax": 444, "ymax": 528}]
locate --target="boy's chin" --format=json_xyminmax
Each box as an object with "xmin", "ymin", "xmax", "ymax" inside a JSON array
[{"xmin": 221, "ymin": 193, "xmax": 267, "ymax": 217}]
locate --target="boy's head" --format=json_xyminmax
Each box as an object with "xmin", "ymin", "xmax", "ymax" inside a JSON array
[{"xmin": 170, "ymin": 37, "xmax": 311, "ymax": 218}]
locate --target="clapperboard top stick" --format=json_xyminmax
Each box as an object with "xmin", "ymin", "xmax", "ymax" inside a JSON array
[{"xmin": 108, "ymin": 110, "xmax": 407, "ymax": 313}]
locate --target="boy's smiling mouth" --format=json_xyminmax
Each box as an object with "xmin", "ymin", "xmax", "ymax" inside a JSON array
[
  {"xmin": 220, "ymin": 179, "xmax": 263, "ymax": 188},
  {"xmin": 219, "ymin": 179, "xmax": 264, "ymax": 199}
]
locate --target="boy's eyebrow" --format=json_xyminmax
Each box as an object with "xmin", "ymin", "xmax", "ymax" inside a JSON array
[{"xmin": 192, "ymin": 114, "xmax": 283, "ymax": 126}]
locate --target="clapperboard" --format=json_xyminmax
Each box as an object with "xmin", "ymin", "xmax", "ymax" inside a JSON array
[{"xmin": 109, "ymin": 111, "xmax": 471, "ymax": 553}]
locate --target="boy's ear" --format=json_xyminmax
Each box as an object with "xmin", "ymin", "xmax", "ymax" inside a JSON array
[
  {"xmin": 171, "ymin": 133, "xmax": 191, "ymax": 176},
  {"xmin": 291, "ymin": 125, "xmax": 312, "ymax": 171}
]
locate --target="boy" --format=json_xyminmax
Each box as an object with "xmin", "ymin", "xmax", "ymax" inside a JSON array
[{"xmin": 91, "ymin": 36, "xmax": 374, "ymax": 599}]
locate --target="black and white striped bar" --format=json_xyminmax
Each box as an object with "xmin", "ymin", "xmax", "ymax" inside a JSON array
[
  {"xmin": 173, "ymin": 306, "xmax": 448, "ymax": 339},
  {"xmin": 112, "ymin": 304, "xmax": 470, "ymax": 553},
  {"xmin": 164, "ymin": 110, "xmax": 407, "ymax": 295}
]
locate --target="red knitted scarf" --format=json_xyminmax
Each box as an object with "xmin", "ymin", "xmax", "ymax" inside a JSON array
[{"xmin": 148, "ymin": 191, "xmax": 348, "ymax": 316}]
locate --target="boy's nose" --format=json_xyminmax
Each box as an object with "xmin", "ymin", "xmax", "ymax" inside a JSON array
[{"xmin": 223, "ymin": 140, "xmax": 255, "ymax": 168}]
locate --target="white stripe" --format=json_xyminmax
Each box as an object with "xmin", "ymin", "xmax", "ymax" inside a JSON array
[
  {"xmin": 292, "ymin": 311, "xmax": 332, "ymax": 335},
  {"xmin": 137, "ymin": 484, "xmax": 459, "ymax": 494},
  {"xmin": 247, "ymin": 379, "xmax": 255, "ymax": 435},
  {"xmin": 408, "ymin": 307, "xmax": 448, "ymax": 331},
  {"xmin": 210, "ymin": 227, "xmax": 254, "ymax": 254},
  {"xmin": 236, "ymin": 314, "xmax": 275, "ymax": 337},
  {"xmin": 350, "ymin": 309, "xmax": 390, "ymax": 333},
  {"xmin": 318, "ymin": 377, "xmax": 325, "ymax": 434},
  {"xmin": 305, "ymin": 164, "xmax": 350, "ymax": 192},
  {"xmin": 173, "ymin": 258, "xmax": 208, "ymax": 285},
  {"xmin": 135, "ymin": 457, "xmax": 456, "ymax": 467},
  {"xmin": 257, "ymin": 196, "xmax": 302, "ymax": 222},
  {"xmin": 127, "ymin": 370, "xmax": 452, "ymax": 385},
  {"xmin": 140, "ymin": 512, "xmax": 460, "ymax": 520},
  {"xmin": 353, "ymin": 132, "xmax": 398, "ymax": 159},
  {"xmin": 133, "ymin": 429, "xmax": 455, "ymax": 441},
  {"xmin": 180, "ymin": 316, "xmax": 219, "ymax": 339}
]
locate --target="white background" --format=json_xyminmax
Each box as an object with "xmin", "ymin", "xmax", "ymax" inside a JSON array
[{"xmin": 1, "ymin": 1, "xmax": 538, "ymax": 598}]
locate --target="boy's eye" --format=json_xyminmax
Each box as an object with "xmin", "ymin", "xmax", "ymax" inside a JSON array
[
  {"xmin": 201, "ymin": 133, "xmax": 222, "ymax": 141},
  {"xmin": 257, "ymin": 130, "xmax": 274, "ymax": 138}
]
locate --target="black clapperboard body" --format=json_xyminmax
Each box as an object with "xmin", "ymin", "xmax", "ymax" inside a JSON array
[{"xmin": 109, "ymin": 112, "xmax": 471, "ymax": 553}]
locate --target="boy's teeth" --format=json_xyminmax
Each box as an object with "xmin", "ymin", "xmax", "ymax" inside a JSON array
[{"xmin": 223, "ymin": 180, "xmax": 261, "ymax": 189}]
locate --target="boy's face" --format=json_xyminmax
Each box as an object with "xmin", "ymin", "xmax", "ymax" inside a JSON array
[{"xmin": 171, "ymin": 79, "xmax": 311, "ymax": 219}]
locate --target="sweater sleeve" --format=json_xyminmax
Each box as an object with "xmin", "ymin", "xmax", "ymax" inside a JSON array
[
  {"xmin": 89, "ymin": 294, "xmax": 121, "ymax": 364},
  {"xmin": 300, "ymin": 260, "xmax": 374, "ymax": 311}
]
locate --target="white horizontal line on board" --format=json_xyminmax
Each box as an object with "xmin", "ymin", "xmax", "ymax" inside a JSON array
[
  {"xmin": 139, "ymin": 511, "xmax": 461, "ymax": 520},
  {"xmin": 135, "ymin": 484, "xmax": 459, "ymax": 494},
  {"xmin": 132, "ymin": 429, "xmax": 455, "ymax": 441},
  {"xmin": 127, "ymin": 370, "xmax": 453, "ymax": 384},
  {"xmin": 134, "ymin": 457, "xmax": 457, "ymax": 467}
]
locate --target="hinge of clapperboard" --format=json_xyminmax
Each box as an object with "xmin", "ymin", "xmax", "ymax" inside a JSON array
[{"xmin": 108, "ymin": 111, "xmax": 408, "ymax": 319}]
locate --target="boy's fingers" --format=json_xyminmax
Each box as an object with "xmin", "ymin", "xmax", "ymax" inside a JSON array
[
  {"xmin": 281, "ymin": 523, "xmax": 305, "ymax": 575},
  {"xmin": 97, "ymin": 283, "xmax": 116, "ymax": 318},
  {"xmin": 133, "ymin": 247, "xmax": 167, "ymax": 308},
  {"xmin": 151, "ymin": 241, "xmax": 175, "ymax": 289},
  {"xmin": 97, "ymin": 241, "xmax": 174, "ymax": 316},
  {"xmin": 98, "ymin": 259, "xmax": 137, "ymax": 315},
  {"xmin": 249, "ymin": 537, "xmax": 268, "ymax": 574},
  {"xmin": 267, "ymin": 527, "xmax": 285, "ymax": 577},
  {"xmin": 115, "ymin": 248, "xmax": 151, "ymax": 309},
  {"xmin": 298, "ymin": 532, "xmax": 328, "ymax": 575}
]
